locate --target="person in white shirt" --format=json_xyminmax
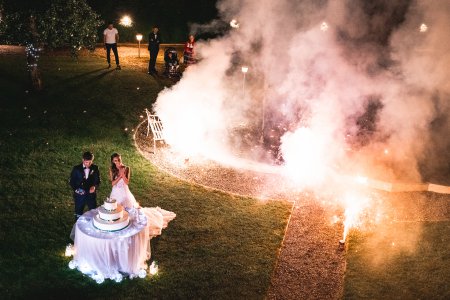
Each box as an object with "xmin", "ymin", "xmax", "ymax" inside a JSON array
[{"xmin": 103, "ymin": 22, "xmax": 121, "ymax": 70}]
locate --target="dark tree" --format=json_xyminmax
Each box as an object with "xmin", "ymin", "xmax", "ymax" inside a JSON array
[{"xmin": 0, "ymin": 0, "xmax": 101, "ymax": 91}]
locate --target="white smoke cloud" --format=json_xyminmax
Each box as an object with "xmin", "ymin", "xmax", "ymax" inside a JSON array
[{"xmin": 154, "ymin": 0, "xmax": 450, "ymax": 187}]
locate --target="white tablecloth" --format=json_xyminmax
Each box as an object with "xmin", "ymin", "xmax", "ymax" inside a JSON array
[{"xmin": 72, "ymin": 207, "xmax": 175, "ymax": 280}]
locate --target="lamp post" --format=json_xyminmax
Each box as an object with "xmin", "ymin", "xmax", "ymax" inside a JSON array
[
  {"xmin": 136, "ymin": 34, "xmax": 143, "ymax": 57},
  {"xmin": 241, "ymin": 66, "xmax": 248, "ymax": 100}
]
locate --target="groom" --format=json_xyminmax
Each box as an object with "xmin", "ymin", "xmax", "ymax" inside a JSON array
[{"xmin": 69, "ymin": 151, "xmax": 101, "ymax": 220}]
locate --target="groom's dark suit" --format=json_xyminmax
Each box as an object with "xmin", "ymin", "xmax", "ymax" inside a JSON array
[{"xmin": 69, "ymin": 163, "xmax": 101, "ymax": 219}]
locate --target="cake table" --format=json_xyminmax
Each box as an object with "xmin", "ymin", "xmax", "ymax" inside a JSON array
[{"xmin": 72, "ymin": 208, "xmax": 151, "ymax": 280}]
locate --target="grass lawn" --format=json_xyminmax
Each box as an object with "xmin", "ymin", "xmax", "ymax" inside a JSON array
[
  {"xmin": 0, "ymin": 50, "xmax": 292, "ymax": 299},
  {"xmin": 344, "ymin": 220, "xmax": 450, "ymax": 299}
]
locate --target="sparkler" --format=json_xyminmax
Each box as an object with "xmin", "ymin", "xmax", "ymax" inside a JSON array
[
  {"xmin": 340, "ymin": 192, "xmax": 371, "ymax": 245},
  {"xmin": 280, "ymin": 127, "xmax": 329, "ymax": 187},
  {"xmin": 230, "ymin": 19, "xmax": 240, "ymax": 28},
  {"xmin": 241, "ymin": 66, "xmax": 249, "ymax": 100},
  {"xmin": 419, "ymin": 23, "xmax": 428, "ymax": 33}
]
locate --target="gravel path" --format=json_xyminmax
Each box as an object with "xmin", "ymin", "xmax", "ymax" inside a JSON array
[
  {"xmin": 135, "ymin": 104, "xmax": 450, "ymax": 299},
  {"xmin": 267, "ymin": 200, "xmax": 347, "ymax": 300}
]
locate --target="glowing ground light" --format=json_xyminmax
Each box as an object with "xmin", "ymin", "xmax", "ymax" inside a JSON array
[
  {"xmin": 149, "ymin": 261, "xmax": 158, "ymax": 275},
  {"xmin": 320, "ymin": 22, "xmax": 329, "ymax": 31},
  {"xmin": 92, "ymin": 273, "xmax": 105, "ymax": 284},
  {"xmin": 138, "ymin": 269, "xmax": 147, "ymax": 278},
  {"xmin": 420, "ymin": 23, "xmax": 428, "ymax": 32},
  {"xmin": 120, "ymin": 15, "xmax": 132, "ymax": 27},
  {"xmin": 230, "ymin": 19, "xmax": 240, "ymax": 28},
  {"xmin": 68, "ymin": 260, "xmax": 78, "ymax": 269},
  {"xmin": 114, "ymin": 273, "xmax": 123, "ymax": 282},
  {"xmin": 65, "ymin": 244, "xmax": 74, "ymax": 257}
]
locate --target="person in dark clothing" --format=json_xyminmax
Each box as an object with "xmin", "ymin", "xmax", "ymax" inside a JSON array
[
  {"xmin": 69, "ymin": 151, "xmax": 101, "ymax": 220},
  {"xmin": 148, "ymin": 26, "xmax": 162, "ymax": 74}
]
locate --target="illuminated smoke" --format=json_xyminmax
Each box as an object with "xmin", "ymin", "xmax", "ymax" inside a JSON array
[{"xmin": 154, "ymin": 0, "xmax": 450, "ymax": 187}]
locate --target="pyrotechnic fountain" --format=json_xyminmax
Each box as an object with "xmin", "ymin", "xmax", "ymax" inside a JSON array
[{"xmin": 148, "ymin": 0, "xmax": 450, "ymax": 248}]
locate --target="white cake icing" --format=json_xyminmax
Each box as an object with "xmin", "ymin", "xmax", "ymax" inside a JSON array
[
  {"xmin": 103, "ymin": 198, "xmax": 117, "ymax": 211},
  {"xmin": 93, "ymin": 199, "xmax": 130, "ymax": 231},
  {"xmin": 93, "ymin": 212, "xmax": 129, "ymax": 231},
  {"xmin": 98, "ymin": 205, "xmax": 124, "ymax": 221}
]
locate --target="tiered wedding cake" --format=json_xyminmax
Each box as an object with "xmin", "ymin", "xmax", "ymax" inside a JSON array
[{"xmin": 93, "ymin": 198, "xmax": 130, "ymax": 231}]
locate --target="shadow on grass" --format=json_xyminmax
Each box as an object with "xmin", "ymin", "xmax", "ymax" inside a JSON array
[
  {"xmin": 0, "ymin": 52, "xmax": 292, "ymax": 299},
  {"xmin": 60, "ymin": 67, "xmax": 114, "ymax": 84}
]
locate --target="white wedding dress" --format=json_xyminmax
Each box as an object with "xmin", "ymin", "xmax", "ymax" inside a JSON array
[
  {"xmin": 110, "ymin": 178, "xmax": 137, "ymax": 209},
  {"xmin": 109, "ymin": 178, "xmax": 176, "ymax": 235}
]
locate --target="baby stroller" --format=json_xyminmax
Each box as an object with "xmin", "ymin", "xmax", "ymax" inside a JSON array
[{"xmin": 164, "ymin": 47, "xmax": 180, "ymax": 78}]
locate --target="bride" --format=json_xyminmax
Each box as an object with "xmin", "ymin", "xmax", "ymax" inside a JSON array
[
  {"xmin": 108, "ymin": 152, "xmax": 176, "ymax": 237},
  {"xmin": 109, "ymin": 153, "xmax": 137, "ymax": 209}
]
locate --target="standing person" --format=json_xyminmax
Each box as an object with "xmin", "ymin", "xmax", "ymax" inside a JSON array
[
  {"xmin": 183, "ymin": 34, "xmax": 196, "ymax": 65},
  {"xmin": 69, "ymin": 152, "xmax": 101, "ymax": 220},
  {"xmin": 148, "ymin": 26, "xmax": 162, "ymax": 74},
  {"xmin": 109, "ymin": 153, "xmax": 137, "ymax": 209},
  {"xmin": 103, "ymin": 22, "xmax": 121, "ymax": 70}
]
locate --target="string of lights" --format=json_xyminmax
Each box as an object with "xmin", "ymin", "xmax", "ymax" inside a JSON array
[{"xmin": 25, "ymin": 43, "xmax": 41, "ymax": 70}]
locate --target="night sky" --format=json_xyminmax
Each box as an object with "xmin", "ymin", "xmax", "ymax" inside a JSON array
[{"xmin": 87, "ymin": 0, "xmax": 219, "ymax": 42}]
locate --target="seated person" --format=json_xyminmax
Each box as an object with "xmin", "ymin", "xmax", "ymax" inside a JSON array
[{"xmin": 164, "ymin": 51, "xmax": 179, "ymax": 77}]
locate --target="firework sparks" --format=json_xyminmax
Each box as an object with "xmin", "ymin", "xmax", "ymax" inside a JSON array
[
  {"xmin": 230, "ymin": 19, "xmax": 240, "ymax": 28},
  {"xmin": 419, "ymin": 23, "xmax": 428, "ymax": 32},
  {"xmin": 341, "ymin": 192, "xmax": 371, "ymax": 242},
  {"xmin": 280, "ymin": 127, "xmax": 332, "ymax": 187}
]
